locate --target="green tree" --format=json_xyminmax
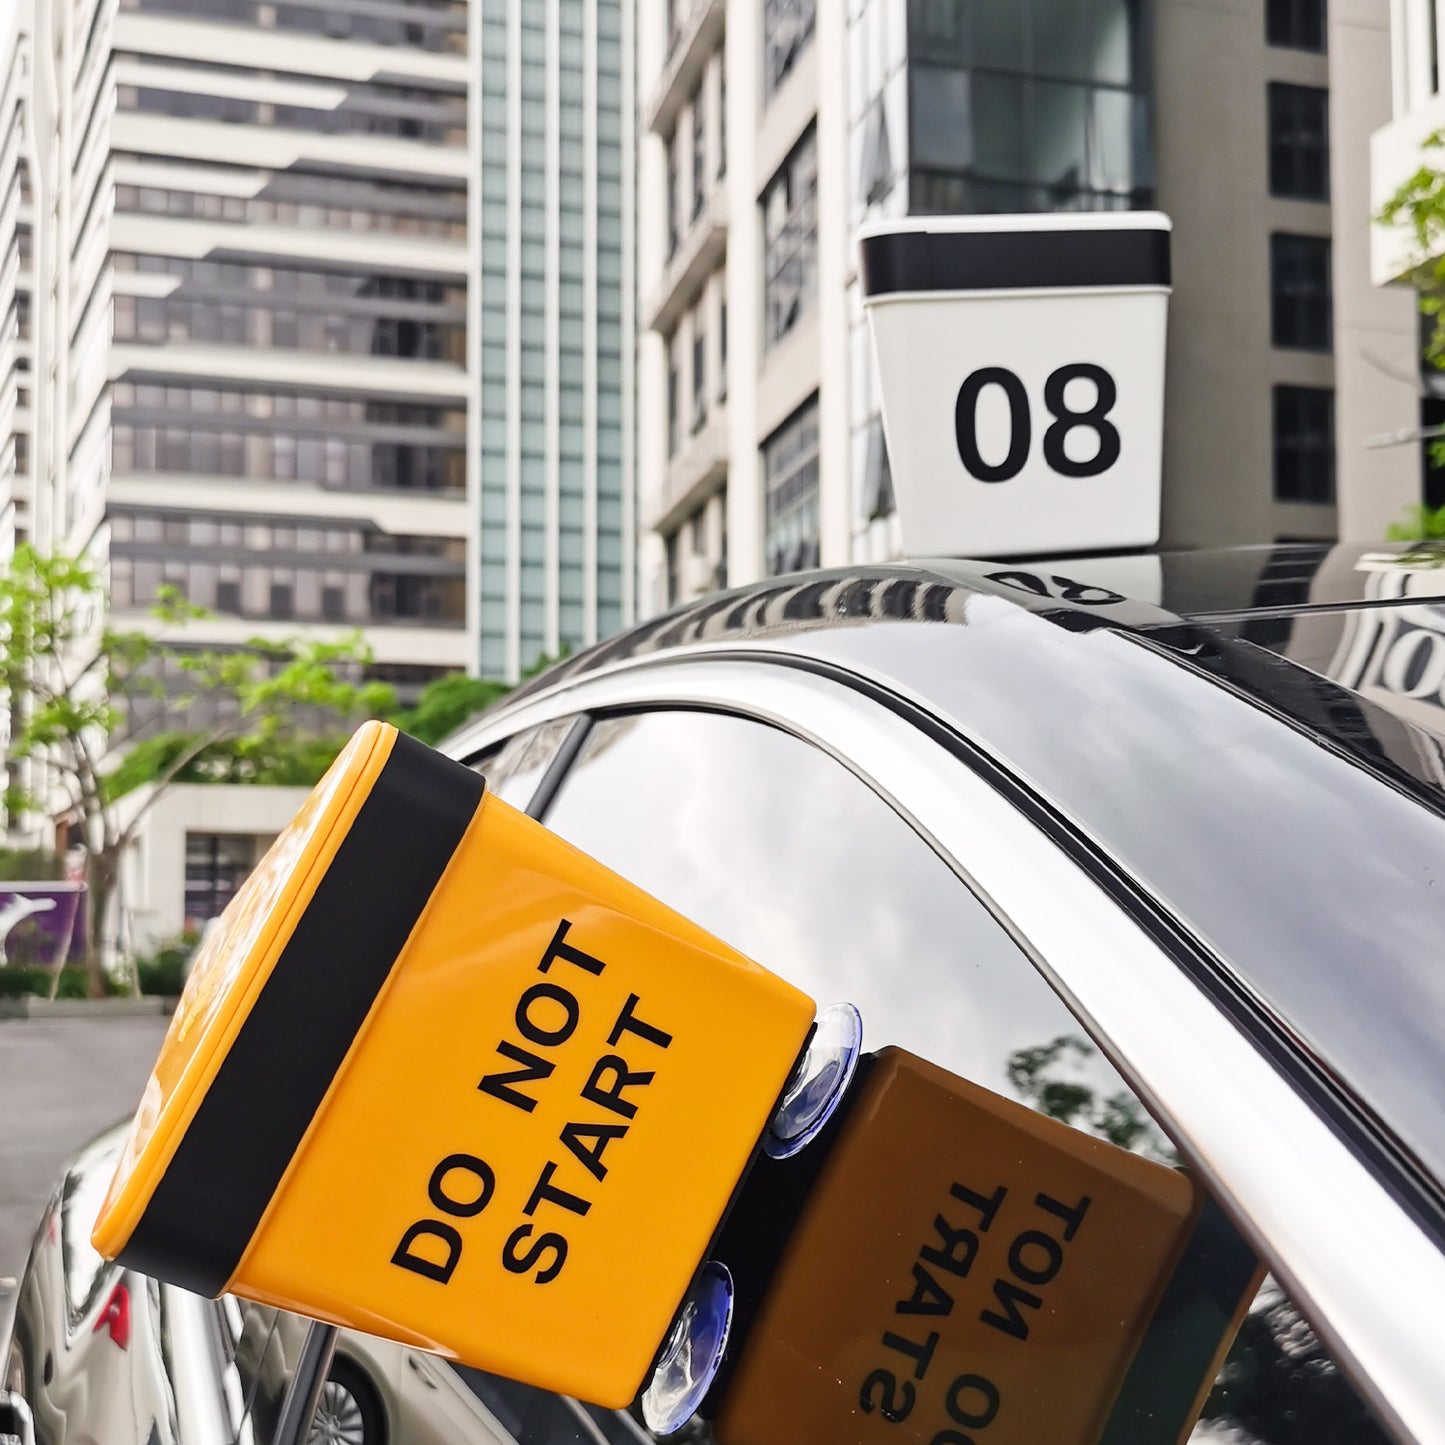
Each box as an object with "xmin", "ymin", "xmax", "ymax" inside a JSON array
[
  {"xmin": 392, "ymin": 671, "xmax": 513, "ymax": 747},
  {"xmin": 0, "ymin": 545, "xmax": 394, "ymax": 994},
  {"xmin": 1378, "ymin": 129, "xmax": 1445, "ymax": 367},
  {"xmin": 1378, "ymin": 130, "xmax": 1445, "ymax": 537},
  {"xmin": 389, "ymin": 647, "xmax": 565, "ymax": 746}
]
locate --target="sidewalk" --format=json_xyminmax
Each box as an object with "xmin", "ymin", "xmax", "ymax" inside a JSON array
[{"xmin": 0, "ymin": 996, "xmax": 171, "ymax": 1022}]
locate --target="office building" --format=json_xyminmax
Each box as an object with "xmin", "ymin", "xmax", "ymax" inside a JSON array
[
  {"xmin": 0, "ymin": 0, "xmax": 475, "ymax": 942},
  {"xmin": 638, "ymin": 0, "xmax": 1421, "ymax": 615},
  {"xmin": 469, "ymin": 0, "xmax": 636, "ymax": 679},
  {"xmin": 0, "ymin": 20, "xmax": 33, "ymax": 559},
  {"xmin": 7, "ymin": 0, "xmax": 472, "ymax": 695}
]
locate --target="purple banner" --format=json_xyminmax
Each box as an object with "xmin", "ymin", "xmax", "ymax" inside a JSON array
[{"xmin": 0, "ymin": 883, "xmax": 87, "ymax": 969}]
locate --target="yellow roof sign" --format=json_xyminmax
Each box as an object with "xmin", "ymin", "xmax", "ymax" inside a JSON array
[{"xmin": 93, "ymin": 721, "xmax": 817, "ymax": 1407}]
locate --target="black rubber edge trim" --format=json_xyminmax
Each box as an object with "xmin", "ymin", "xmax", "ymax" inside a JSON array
[
  {"xmin": 118, "ymin": 730, "xmax": 485, "ymax": 1296},
  {"xmin": 860, "ymin": 226, "xmax": 1171, "ymax": 296},
  {"xmin": 528, "ymin": 714, "xmax": 594, "ymax": 823},
  {"xmin": 597, "ymin": 649, "xmax": 1445, "ymax": 1257},
  {"xmin": 1097, "ymin": 1195, "xmax": 1261, "ymax": 1445}
]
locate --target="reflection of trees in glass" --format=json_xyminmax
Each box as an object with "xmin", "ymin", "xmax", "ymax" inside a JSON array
[
  {"xmin": 1006, "ymin": 1034, "xmax": 1177, "ymax": 1162},
  {"xmin": 1005, "ymin": 1036, "xmax": 1388, "ymax": 1445},
  {"xmin": 1199, "ymin": 1281, "xmax": 1389, "ymax": 1445}
]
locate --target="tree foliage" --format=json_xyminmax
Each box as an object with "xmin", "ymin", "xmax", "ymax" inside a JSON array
[
  {"xmin": 1376, "ymin": 132, "xmax": 1445, "ymax": 532},
  {"xmin": 0, "ymin": 544, "xmax": 394, "ymax": 991},
  {"xmin": 1007, "ymin": 1034, "xmax": 1389, "ymax": 1442},
  {"xmin": 1386, "ymin": 504, "xmax": 1445, "ymax": 542},
  {"xmin": 390, "ymin": 672, "xmax": 513, "ymax": 747},
  {"xmin": 1379, "ymin": 128, "xmax": 1445, "ymax": 358}
]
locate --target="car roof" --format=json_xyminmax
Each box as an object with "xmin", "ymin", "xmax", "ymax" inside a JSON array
[
  {"xmin": 496, "ymin": 544, "xmax": 1445, "ymax": 1233},
  {"xmin": 515, "ymin": 542, "xmax": 1445, "ymax": 778}
]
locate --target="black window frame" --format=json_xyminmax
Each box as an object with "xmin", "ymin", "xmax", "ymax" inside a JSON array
[
  {"xmin": 1273, "ymin": 384, "xmax": 1336, "ymax": 504},
  {"xmin": 1267, "ymin": 82, "xmax": 1330, "ymax": 201},
  {"xmin": 1267, "ymin": 0, "xmax": 1327, "ymax": 51},
  {"xmin": 762, "ymin": 392, "xmax": 821, "ymax": 576},
  {"xmin": 1270, "ymin": 232, "xmax": 1333, "ymax": 352}
]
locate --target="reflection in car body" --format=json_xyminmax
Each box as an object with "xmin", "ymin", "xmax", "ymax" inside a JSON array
[{"xmin": 5, "ymin": 541, "xmax": 1445, "ymax": 1445}]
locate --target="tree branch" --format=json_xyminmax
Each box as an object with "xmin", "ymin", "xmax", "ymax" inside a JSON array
[{"xmin": 112, "ymin": 719, "xmax": 246, "ymax": 849}]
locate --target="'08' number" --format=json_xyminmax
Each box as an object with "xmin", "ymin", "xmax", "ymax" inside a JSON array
[{"xmin": 954, "ymin": 363, "xmax": 1121, "ymax": 483}]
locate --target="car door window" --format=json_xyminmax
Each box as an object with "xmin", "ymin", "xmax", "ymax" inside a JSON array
[
  {"xmin": 537, "ymin": 710, "xmax": 1389, "ymax": 1445},
  {"xmin": 541, "ymin": 710, "xmax": 1094, "ymax": 1101},
  {"xmin": 302, "ymin": 707, "xmax": 1389, "ymax": 1444},
  {"xmin": 470, "ymin": 718, "xmax": 577, "ymax": 813}
]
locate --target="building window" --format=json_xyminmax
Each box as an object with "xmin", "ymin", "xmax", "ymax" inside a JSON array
[
  {"xmin": 667, "ymin": 342, "xmax": 681, "ymax": 456},
  {"xmin": 185, "ymin": 833, "xmax": 254, "ymax": 930},
  {"xmin": 691, "ymin": 88, "xmax": 707, "ymax": 220},
  {"xmin": 718, "ymin": 58, "xmax": 727, "ymax": 178},
  {"xmin": 690, "ymin": 505, "xmax": 707, "ymax": 556},
  {"xmin": 1267, "ymin": 0, "xmax": 1326, "ymax": 51},
  {"xmin": 691, "ymin": 325, "xmax": 707, "ymax": 432},
  {"xmin": 906, "ymin": 0, "xmax": 1153, "ymax": 215},
  {"xmin": 860, "ymin": 99, "xmax": 893, "ymax": 206},
  {"xmin": 1270, "ymin": 234, "xmax": 1332, "ymax": 351},
  {"xmin": 763, "ymin": 394, "xmax": 821, "ymax": 576},
  {"xmin": 664, "ymin": 528, "xmax": 680, "ymax": 607},
  {"xmin": 762, "ymin": 126, "xmax": 819, "ymax": 348},
  {"xmin": 1273, "ymin": 386, "xmax": 1335, "ymax": 503},
  {"xmin": 862, "ymin": 415, "xmax": 895, "ymax": 521},
  {"xmin": 764, "ymin": 0, "xmax": 815, "ymax": 100},
  {"xmin": 718, "ymin": 298, "xmax": 728, "ymax": 401},
  {"xmin": 269, "ymin": 581, "xmax": 295, "ymax": 618},
  {"xmin": 666, "ymin": 130, "xmax": 680, "ymax": 258},
  {"xmin": 1268, "ymin": 83, "xmax": 1329, "ymax": 200}
]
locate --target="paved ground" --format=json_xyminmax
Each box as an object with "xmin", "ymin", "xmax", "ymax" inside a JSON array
[{"xmin": 0, "ymin": 1015, "xmax": 167, "ymax": 1307}]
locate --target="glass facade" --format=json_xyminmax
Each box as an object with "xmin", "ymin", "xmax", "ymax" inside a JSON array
[
  {"xmin": 108, "ymin": 506, "xmax": 466, "ymax": 626},
  {"xmin": 113, "ymin": 177, "xmax": 467, "ymax": 238},
  {"xmin": 848, "ymin": 0, "xmax": 908, "ymax": 564},
  {"xmin": 906, "ymin": 0, "xmax": 1152, "ymax": 214},
  {"xmin": 762, "ymin": 126, "xmax": 819, "ymax": 348},
  {"xmin": 109, "ymin": 382, "xmax": 465, "ymax": 493},
  {"xmin": 111, "ymin": 259, "xmax": 465, "ymax": 363},
  {"xmin": 476, "ymin": 0, "xmax": 630, "ymax": 680},
  {"xmin": 117, "ymin": 0, "xmax": 468, "ymax": 53},
  {"xmin": 763, "ymin": 395, "xmax": 821, "ymax": 576},
  {"xmin": 116, "ymin": 76, "xmax": 465, "ymax": 142}
]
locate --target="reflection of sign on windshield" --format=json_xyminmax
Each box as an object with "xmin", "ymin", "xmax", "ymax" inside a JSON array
[
  {"xmin": 715, "ymin": 1049, "xmax": 1239, "ymax": 1445},
  {"xmin": 1328, "ymin": 606, "xmax": 1445, "ymax": 713}
]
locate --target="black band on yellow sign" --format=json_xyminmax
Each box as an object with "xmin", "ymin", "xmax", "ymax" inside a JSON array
[{"xmin": 119, "ymin": 731, "xmax": 485, "ymax": 1297}]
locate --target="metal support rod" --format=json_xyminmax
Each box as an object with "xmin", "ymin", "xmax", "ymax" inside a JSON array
[{"xmin": 271, "ymin": 1322, "xmax": 338, "ymax": 1445}]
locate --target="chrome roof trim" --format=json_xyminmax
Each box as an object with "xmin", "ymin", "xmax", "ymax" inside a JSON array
[{"xmin": 448, "ymin": 652, "xmax": 1443, "ymax": 1444}]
